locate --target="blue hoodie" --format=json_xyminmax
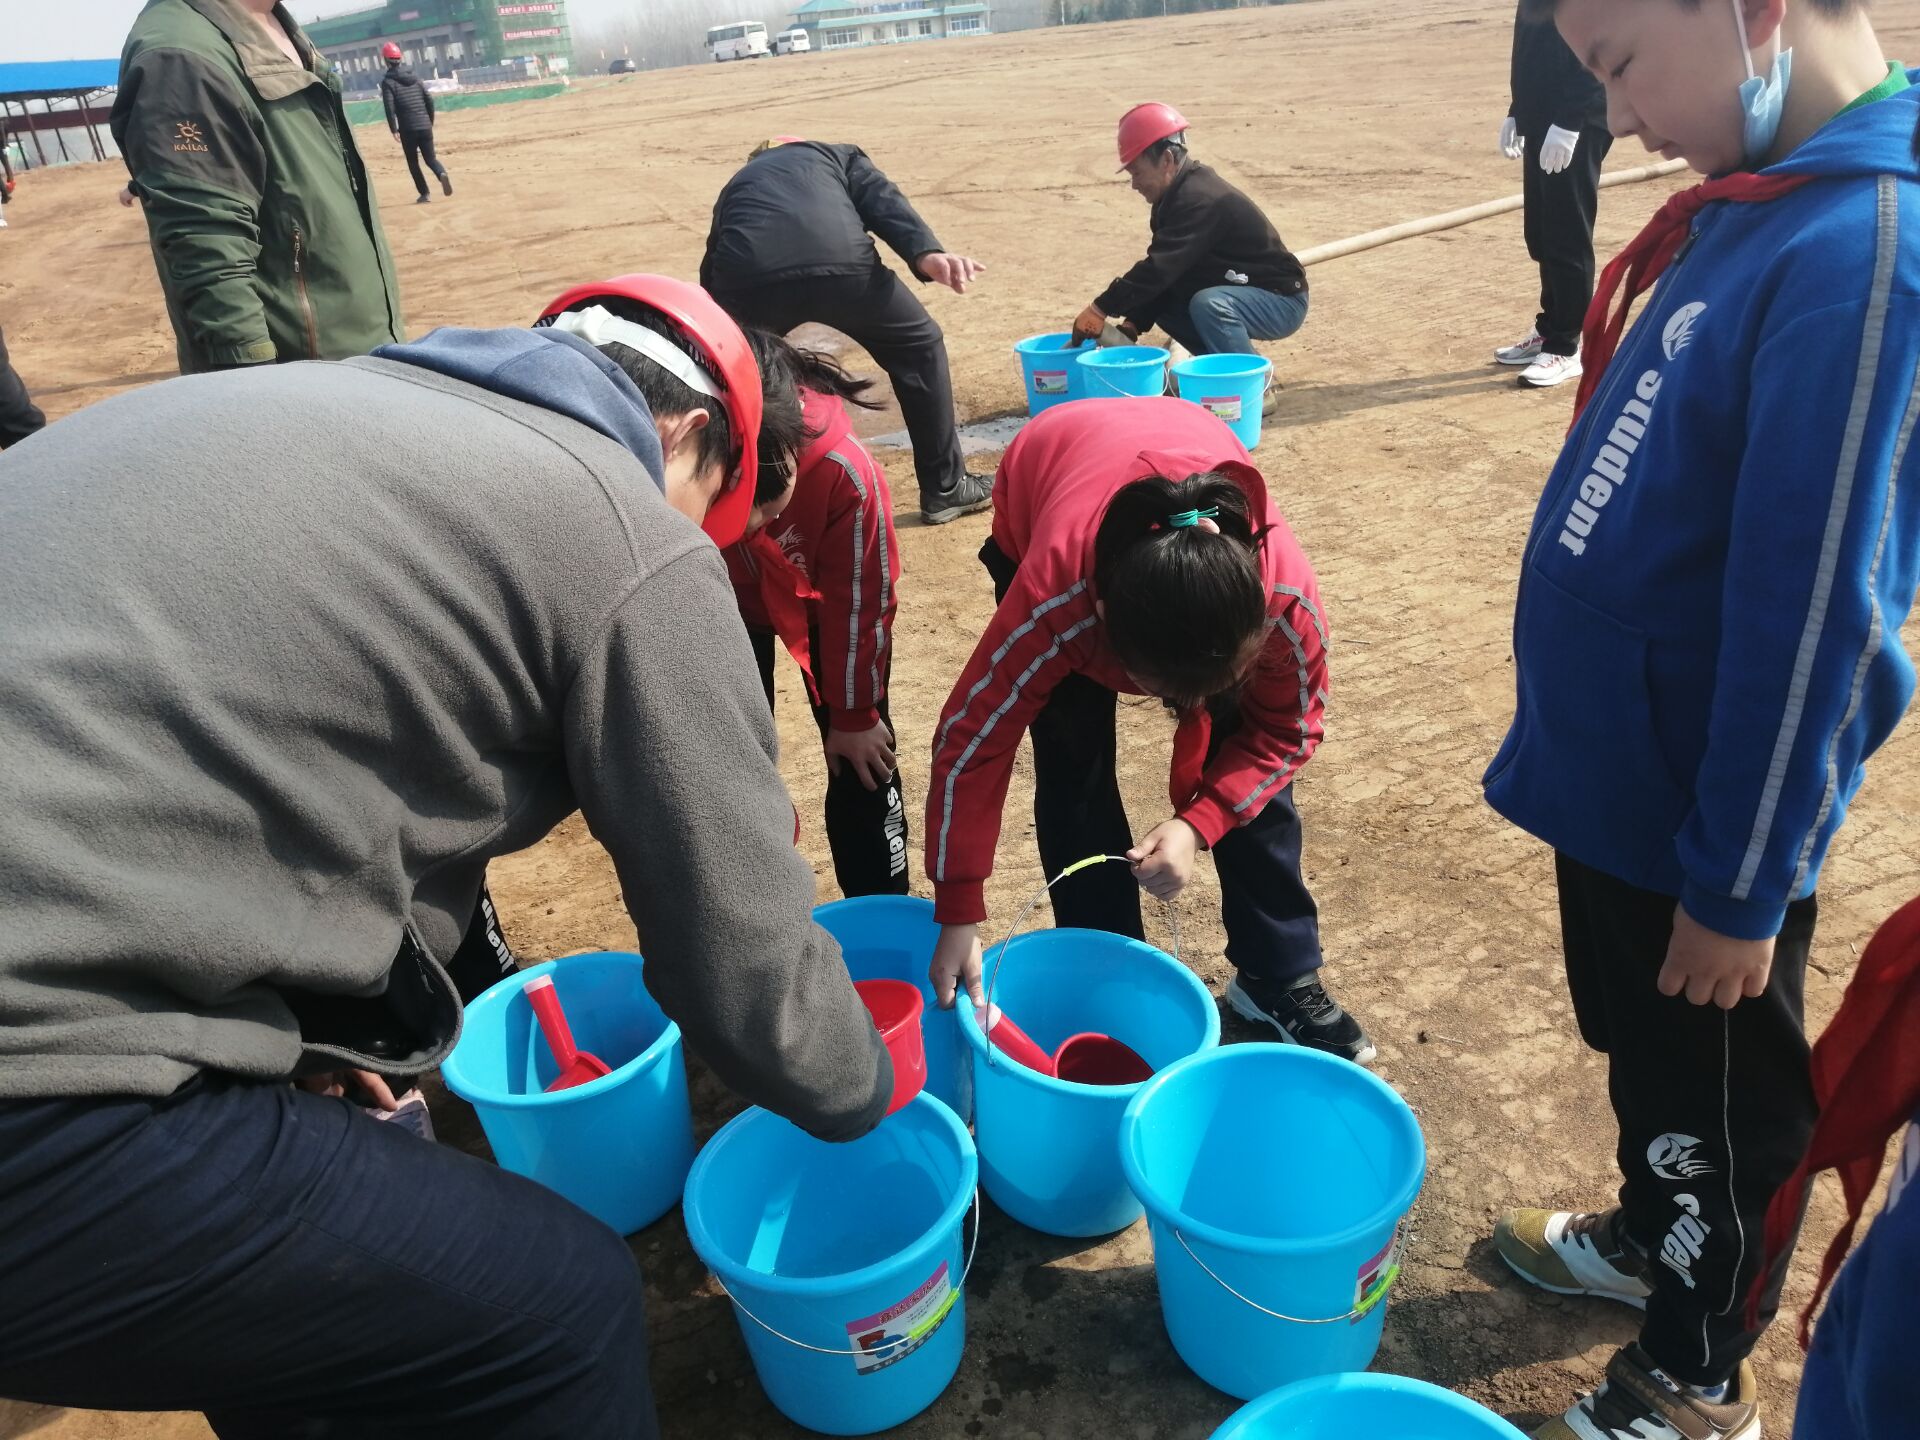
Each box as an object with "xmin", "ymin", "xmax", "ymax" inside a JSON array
[
  {"xmin": 1484, "ymin": 77, "xmax": 1920, "ymax": 942},
  {"xmin": 371, "ymin": 325, "xmax": 667, "ymax": 487}
]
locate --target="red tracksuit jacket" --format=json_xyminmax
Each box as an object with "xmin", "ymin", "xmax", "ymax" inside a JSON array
[
  {"xmin": 927, "ymin": 396, "xmax": 1328, "ymax": 925},
  {"xmin": 726, "ymin": 389, "xmax": 901, "ymax": 731}
]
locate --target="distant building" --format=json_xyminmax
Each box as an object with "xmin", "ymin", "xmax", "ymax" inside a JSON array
[
  {"xmin": 789, "ymin": 0, "xmax": 990, "ymax": 51},
  {"xmin": 305, "ymin": 0, "xmax": 573, "ymax": 92}
]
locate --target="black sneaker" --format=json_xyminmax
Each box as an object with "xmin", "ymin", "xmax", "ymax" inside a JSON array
[
  {"xmin": 440, "ymin": 171, "xmax": 453, "ymax": 197},
  {"xmin": 415, "ymin": 193, "xmax": 431, "ymax": 205},
  {"xmin": 921, "ymin": 471, "xmax": 993, "ymax": 526},
  {"xmin": 1226, "ymin": 973, "xmax": 1377, "ymax": 1065}
]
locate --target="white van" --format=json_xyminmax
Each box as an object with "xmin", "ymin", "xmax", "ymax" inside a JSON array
[
  {"xmin": 706, "ymin": 20, "xmax": 770, "ymax": 61},
  {"xmin": 773, "ymin": 27, "xmax": 811, "ymax": 55}
]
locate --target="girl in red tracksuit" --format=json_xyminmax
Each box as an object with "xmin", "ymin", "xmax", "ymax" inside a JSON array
[
  {"xmin": 728, "ymin": 345, "xmax": 908, "ymax": 897},
  {"xmin": 925, "ymin": 394, "xmax": 1371, "ymax": 1062}
]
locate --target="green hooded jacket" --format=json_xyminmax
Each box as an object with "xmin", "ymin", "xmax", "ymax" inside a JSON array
[{"xmin": 111, "ymin": 0, "xmax": 404, "ymax": 372}]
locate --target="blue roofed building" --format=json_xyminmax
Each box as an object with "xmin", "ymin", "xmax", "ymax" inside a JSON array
[{"xmin": 789, "ymin": 0, "xmax": 990, "ymax": 52}]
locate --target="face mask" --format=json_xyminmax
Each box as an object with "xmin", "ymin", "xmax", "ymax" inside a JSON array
[{"xmin": 1731, "ymin": 0, "xmax": 1793, "ymax": 165}]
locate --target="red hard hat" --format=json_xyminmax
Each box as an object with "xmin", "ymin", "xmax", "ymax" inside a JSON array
[
  {"xmin": 1115, "ymin": 101, "xmax": 1189, "ymax": 169},
  {"xmin": 381, "ymin": 41, "xmax": 402, "ymax": 60},
  {"xmin": 537, "ymin": 274, "xmax": 762, "ymax": 549}
]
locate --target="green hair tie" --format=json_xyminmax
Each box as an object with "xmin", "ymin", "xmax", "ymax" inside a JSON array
[{"xmin": 1166, "ymin": 506, "xmax": 1220, "ymax": 529}]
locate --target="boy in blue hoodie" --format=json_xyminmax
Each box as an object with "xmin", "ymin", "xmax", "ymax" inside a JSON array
[{"xmin": 1480, "ymin": 2, "xmax": 1920, "ymax": 1436}]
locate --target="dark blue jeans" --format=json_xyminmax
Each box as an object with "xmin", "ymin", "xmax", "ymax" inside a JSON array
[
  {"xmin": 0, "ymin": 1075, "xmax": 655, "ymax": 1439},
  {"xmin": 1160, "ymin": 285, "xmax": 1308, "ymax": 357}
]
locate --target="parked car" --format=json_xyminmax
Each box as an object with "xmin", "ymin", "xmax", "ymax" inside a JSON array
[
  {"xmin": 773, "ymin": 27, "xmax": 811, "ymax": 54},
  {"xmin": 608, "ymin": 57, "xmax": 638, "ymax": 74}
]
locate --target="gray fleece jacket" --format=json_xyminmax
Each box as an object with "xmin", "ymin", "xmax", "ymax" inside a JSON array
[{"xmin": 0, "ymin": 326, "xmax": 892, "ymax": 1140}]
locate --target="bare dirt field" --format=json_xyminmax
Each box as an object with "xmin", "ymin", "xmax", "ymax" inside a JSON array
[{"xmin": 6, "ymin": 1, "xmax": 1920, "ymax": 1435}]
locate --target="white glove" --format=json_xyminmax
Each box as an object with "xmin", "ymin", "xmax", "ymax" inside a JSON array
[
  {"xmin": 1500, "ymin": 116, "xmax": 1524, "ymax": 160},
  {"xmin": 1539, "ymin": 124, "xmax": 1580, "ymax": 175}
]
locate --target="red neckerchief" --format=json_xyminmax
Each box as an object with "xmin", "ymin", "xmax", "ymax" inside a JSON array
[
  {"xmin": 1747, "ymin": 892, "xmax": 1920, "ymax": 1343},
  {"xmin": 1571, "ymin": 172, "xmax": 1813, "ymax": 426},
  {"xmin": 746, "ymin": 528, "xmax": 820, "ymax": 706},
  {"xmin": 1170, "ymin": 710, "xmax": 1210, "ymax": 812}
]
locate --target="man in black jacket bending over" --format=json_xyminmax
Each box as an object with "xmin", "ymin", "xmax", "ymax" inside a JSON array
[
  {"xmin": 1072, "ymin": 103, "xmax": 1307, "ymax": 369},
  {"xmin": 701, "ymin": 137, "xmax": 991, "ymax": 526},
  {"xmin": 381, "ymin": 42, "xmax": 452, "ymax": 205}
]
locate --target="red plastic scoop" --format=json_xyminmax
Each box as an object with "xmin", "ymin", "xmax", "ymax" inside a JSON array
[
  {"xmin": 1052, "ymin": 1032, "xmax": 1154, "ymax": 1085},
  {"xmin": 855, "ymin": 979, "xmax": 927, "ymax": 1115},
  {"xmin": 525, "ymin": 974, "xmax": 612, "ymax": 1092},
  {"xmin": 976, "ymin": 1005, "xmax": 1154, "ymax": 1085}
]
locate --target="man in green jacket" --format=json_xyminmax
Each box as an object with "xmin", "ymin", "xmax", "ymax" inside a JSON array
[{"xmin": 111, "ymin": 0, "xmax": 404, "ymax": 372}]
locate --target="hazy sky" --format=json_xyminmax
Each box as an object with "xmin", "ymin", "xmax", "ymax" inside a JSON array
[{"xmin": 4, "ymin": 0, "xmax": 647, "ymax": 62}]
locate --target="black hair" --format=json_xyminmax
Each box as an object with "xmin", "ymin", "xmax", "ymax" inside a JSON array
[
  {"xmin": 744, "ymin": 330, "xmax": 881, "ymax": 506},
  {"xmin": 538, "ymin": 295, "xmax": 744, "ymax": 482},
  {"xmin": 1092, "ymin": 471, "xmax": 1269, "ymax": 711},
  {"xmin": 1140, "ymin": 134, "xmax": 1188, "ymax": 166}
]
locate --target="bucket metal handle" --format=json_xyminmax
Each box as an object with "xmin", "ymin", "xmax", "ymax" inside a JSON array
[
  {"xmin": 708, "ymin": 1186, "xmax": 982, "ymax": 1359},
  {"xmin": 980, "ymin": 854, "xmax": 1182, "ymax": 1071},
  {"xmin": 1167, "ymin": 1225, "xmax": 1406, "ymax": 1326}
]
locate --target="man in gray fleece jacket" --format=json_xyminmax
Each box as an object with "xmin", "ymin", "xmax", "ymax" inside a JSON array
[{"xmin": 0, "ymin": 279, "xmax": 890, "ymax": 1438}]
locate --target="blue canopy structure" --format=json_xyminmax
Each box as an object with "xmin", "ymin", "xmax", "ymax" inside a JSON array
[{"xmin": 0, "ymin": 58, "xmax": 120, "ymax": 171}]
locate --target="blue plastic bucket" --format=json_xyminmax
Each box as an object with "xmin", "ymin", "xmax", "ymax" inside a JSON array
[
  {"xmin": 684, "ymin": 1094, "xmax": 979, "ymax": 1436},
  {"xmin": 1015, "ymin": 332, "xmax": 1097, "ymax": 414},
  {"xmin": 815, "ymin": 895, "xmax": 969, "ymax": 1121},
  {"xmin": 441, "ymin": 952, "xmax": 695, "ymax": 1235},
  {"xmin": 957, "ymin": 928, "xmax": 1219, "ymax": 1236},
  {"xmin": 1076, "ymin": 344, "xmax": 1171, "ymax": 400},
  {"xmin": 1120, "ymin": 1044, "xmax": 1426, "ymax": 1398},
  {"xmin": 1212, "ymin": 1374, "xmax": 1527, "ymax": 1439},
  {"xmin": 1171, "ymin": 353, "xmax": 1273, "ymax": 450}
]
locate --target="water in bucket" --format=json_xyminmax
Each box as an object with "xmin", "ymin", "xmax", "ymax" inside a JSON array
[
  {"xmin": 441, "ymin": 952, "xmax": 695, "ymax": 1235},
  {"xmin": 816, "ymin": 894, "xmax": 970, "ymax": 1119},
  {"xmin": 1211, "ymin": 1374, "xmax": 1528, "ymax": 1440},
  {"xmin": 1076, "ymin": 344, "xmax": 1171, "ymax": 400},
  {"xmin": 684, "ymin": 1093, "xmax": 978, "ymax": 1436},
  {"xmin": 959, "ymin": 928, "xmax": 1218, "ymax": 1237},
  {"xmin": 1014, "ymin": 332, "xmax": 1097, "ymax": 416},
  {"xmin": 1171, "ymin": 353, "xmax": 1273, "ymax": 450},
  {"xmin": 1119, "ymin": 1044, "xmax": 1426, "ymax": 1398}
]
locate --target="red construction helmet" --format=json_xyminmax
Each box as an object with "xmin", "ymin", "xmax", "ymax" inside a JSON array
[
  {"xmin": 381, "ymin": 41, "xmax": 402, "ymax": 60},
  {"xmin": 537, "ymin": 275, "xmax": 762, "ymax": 549},
  {"xmin": 1115, "ymin": 101, "xmax": 1189, "ymax": 169}
]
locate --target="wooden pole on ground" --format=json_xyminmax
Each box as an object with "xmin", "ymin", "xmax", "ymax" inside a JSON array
[{"xmin": 1295, "ymin": 158, "xmax": 1687, "ymax": 268}]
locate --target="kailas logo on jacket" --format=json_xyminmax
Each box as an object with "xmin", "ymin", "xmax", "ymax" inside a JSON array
[
  {"xmin": 172, "ymin": 120, "xmax": 209, "ymax": 154},
  {"xmin": 1647, "ymin": 1132, "xmax": 1714, "ymax": 1181},
  {"xmin": 1662, "ymin": 301, "xmax": 1707, "ymax": 360}
]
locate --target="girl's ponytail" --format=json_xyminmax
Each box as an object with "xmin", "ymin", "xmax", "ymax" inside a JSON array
[
  {"xmin": 1092, "ymin": 471, "xmax": 1269, "ymax": 710},
  {"xmin": 745, "ymin": 329, "xmax": 880, "ymax": 506}
]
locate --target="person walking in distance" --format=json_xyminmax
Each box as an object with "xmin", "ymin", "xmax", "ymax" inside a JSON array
[
  {"xmin": 1493, "ymin": 2, "xmax": 1613, "ymax": 389},
  {"xmin": 702, "ymin": 136, "xmax": 993, "ymax": 527},
  {"xmin": 380, "ymin": 41, "xmax": 452, "ymax": 205}
]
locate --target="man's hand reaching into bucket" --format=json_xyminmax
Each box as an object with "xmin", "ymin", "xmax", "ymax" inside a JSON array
[
  {"xmin": 1128, "ymin": 818, "xmax": 1199, "ymax": 903},
  {"xmin": 915, "ymin": 251, "xmax": 986, "ymax": 294},
  {"xmin": 1071, "ymin": 304, "xmax": 1107, "ymax": 345},
  {"xmin": 931, "ymin": 923, "xmax": 984, "ymax": 1010}
]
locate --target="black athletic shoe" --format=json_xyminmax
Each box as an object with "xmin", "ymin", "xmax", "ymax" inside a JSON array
[
  {"xmin": 920, "ymin": 471, "xmax": 993, "ymax": 526},
  {"xmin": 1226, "ymin": 973, "xmax": 1377, "ymax": 1065},
  {"xmin": 440, "ymin": 171, "xmax": 453, "ymax": 197},
  {"xmin": 415, "ymin": 193, "xmax": 431, "ymax": 205}
]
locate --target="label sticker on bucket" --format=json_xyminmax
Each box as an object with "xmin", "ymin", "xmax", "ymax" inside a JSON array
[
  {"xmin": 1200, "ymin": 394, "xmax": 1243, "ymax": 422},
  {"xmin": 845, "ymin": 1262, "xmax": 956, "ymax": 1374},
  {"xmin": 1033, "ymin": 369, "xmax": 1071, "ymax": 395},
  {"xmin": 1351, "ymin": 1227, "xmax": 1406, "ymax": 1322}
]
